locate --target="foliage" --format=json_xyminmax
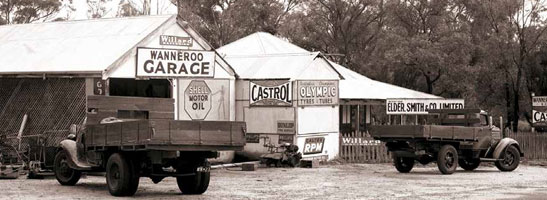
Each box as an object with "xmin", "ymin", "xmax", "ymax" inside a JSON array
[{"xmin": 0, "ymin": 0, "xmax": 61, "ymax": 25}]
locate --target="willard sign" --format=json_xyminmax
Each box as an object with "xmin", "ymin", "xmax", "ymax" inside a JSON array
[
  {"xmin": 386, "ymin": 98, "xmax": 464, "ymax": 115},
  {"xmin": 136, "ymin": 47, "xmax": 215, "ymax": 78},
  {"xmin": 532, "ymin": 96, "xmax": 547, "ymax": 127},
  {"xmin": 249, "ymin": 80, "xmax": 292, "ymax": 106}
]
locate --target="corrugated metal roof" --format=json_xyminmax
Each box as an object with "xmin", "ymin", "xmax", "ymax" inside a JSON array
[
  {"xmin": 218, "ymin": 32, "xmax": 340, "ymax": 80},
  {"xmin": 219, "ymin": 31, "xmax": 439, "ymax": 99},
  {"xmin": 221, "ymin": 52, "xmax": 340, "ymax": 80},
  {"xmin": 330, "ymin": 62, "xmax": 440, "ymax": 99},
  {"xmin": 218, "ymin": 32, "xmax": 308, "ymax": 56},
  {"xmin": 0, "ymin": 15, "xmax": 173, "ymax": 74}
]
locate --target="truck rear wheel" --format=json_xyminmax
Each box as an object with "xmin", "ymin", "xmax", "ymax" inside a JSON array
[
  {"xmin": 495, "ymin": 145, "xmax": 520, "ymax": 172},
  {"xmin": 106, "ymin": 153, "xmax": 140, "ymax": 196},
  {"xmin": 459, "ymin": 159, "xmax": 480, "ymax": 171},
  {"xmin": 437, "ymin": 145, "xmax": 458, "ymax": 174},
  {"xmin": 177, "ymin": 160, "xmax": 210, "ymax": 194},
  {"xmin": 393, "ymin": 155, "xmax": 414, "ymax": 173},
  {"xmin": 54, "ymin": 150, "xmax": 81, "ymax": 186}
]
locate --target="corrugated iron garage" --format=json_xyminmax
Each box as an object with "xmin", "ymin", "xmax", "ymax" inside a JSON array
[{"xmin": 0, "ymin": 15, "xmax": 438, "ymax": 163}]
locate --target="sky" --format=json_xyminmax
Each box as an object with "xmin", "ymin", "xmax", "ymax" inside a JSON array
[{"xmin": 53, "ymin": 0, "xmax": 177, "ymax": 21}]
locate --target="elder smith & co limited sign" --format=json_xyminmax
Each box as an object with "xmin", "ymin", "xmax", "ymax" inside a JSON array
[
  {"xmin": 297, "ymin": 80, "xmax": 338, "ymax": 106},
  {"xmin": 136, "ymin": 47, "xmax": 215, "ymax": 77},
  {"xmin": 386, "ymin": 98, "xmax": 464, "ymax": 115},
  {"xmin": 249, "ymin": 80, "xmax": 292, "ymax": 106}
]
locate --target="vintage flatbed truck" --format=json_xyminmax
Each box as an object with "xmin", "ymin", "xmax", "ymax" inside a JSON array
[
  {"xmin": 369, "ymin": 109, "xmax": 523, "ymax": 174},
  {"xmin": 54, "ymin": 96, "xmax": 246, "ymax": 196}
]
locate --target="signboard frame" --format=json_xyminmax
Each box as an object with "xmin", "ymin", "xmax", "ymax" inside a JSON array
[
  {"xmin": 159, "ymin": 35, "xmax": 193, "ymax": 47},
  {"xmin": 532, "ymin": 96, "xmax": 547, "ymax": 127},
  {"xmin": 249, "ymin": 79, "xmax": 292, "ymax": 107},
  {"xmin": 184, "ymin": 80, "xmax": 212, "ymax": 120},
  {"xmin": 296, "ymin": 80, "xmax": 339, "ymax": 107},
  {"xmin": 303, "ymin": 137, "xmax": 325, "ymax": 155},
  {"xmin": 135, "ymin": 47, "xmax": 216, "ymax": 78},
  {"xmin": 386, "ymin": 98, "xmax": 465, "ymax": 115}
]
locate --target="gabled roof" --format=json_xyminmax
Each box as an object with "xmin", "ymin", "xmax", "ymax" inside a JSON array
[
  {"xmin": 330, "ymin": 62, "xmax": 439, "ymax": 99},
  {"xmin": 0, "ymin": 15, "xmax": 173, "ymax": 75},
  {"xmin": 218, "ymin": 52, "xmax": 340, "ymax": 80},
  {"xmin": 219, "ymin": 31, "xmax": 439, "ymax": 99},
  {"xmin": 218, "ymin": 33, "xmax": 341, "ymax": 80},
  {"xmin": 0, "ymin": 15, "xmax": 236, "ymax": 78},
  {"xmin": 218, "ymin": 32, "xmax": 308, "ymax": 56}
]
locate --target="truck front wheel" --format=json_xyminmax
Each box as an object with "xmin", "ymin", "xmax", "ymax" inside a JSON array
[
  {"xmin": 106, "ymin": 153, "xmax": 140, "ymax": 196},
  {"xmin": 495, "ymin": 145, "xmax": 520, "ymax": 172},
  {"xmin": 393, "ymin": 155, "xmax": 414, "ymax": 173},
  {"xmin": 437, "ymin": 145, "xmax": 458, "ymax": 174},
  {"xmin": 54, "ymin": 150, "xmax": 81, "ymax": 185},
  {"xmin": 177, "ymin": 160, "xmax": 210, "ymax": 194}
]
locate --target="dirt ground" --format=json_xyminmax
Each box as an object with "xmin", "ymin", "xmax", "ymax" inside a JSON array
[{"xmin": 1, "ymin": 163, "xmax": 547, "ymax": 200}]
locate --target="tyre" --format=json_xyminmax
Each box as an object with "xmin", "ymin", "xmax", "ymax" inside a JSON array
[
  {"xmin": 495, "ymin": 145, "xmax": 520, "ymax": 172},
  {"xmin": 177, "ymin": 160, "xmax": 210, "ymax": 194},
  {"xmin": 393, "ymin": 155, "xmax": 414, "ymax": 173},
  {"xmin": 54, "ymin": 150, "xmax": 81, "ymax": 185},
  {"xmin": 459, "ymin": 158, "xmax": 480, "ymax": 171},
  {"xmin": 437, "ymin": 145, "xmax": 458, "ymax": 174},
  {"xmin": 106, "ymin": 153, "xmax": 140, "ymax": 196}
]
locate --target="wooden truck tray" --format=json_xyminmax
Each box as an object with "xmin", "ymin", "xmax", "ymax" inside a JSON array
[
  {"xmin": 84, "ymin": 120, "xmax": 246, "ymax": 151},
  {"xmin": 369, "ymin": 125, "xmax": 491, "ymax": 141}
]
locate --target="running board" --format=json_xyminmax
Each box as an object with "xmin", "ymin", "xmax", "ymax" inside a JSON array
[{"xmin": 479, "ymin": 158, "xmax": 501, "ymax": 162}]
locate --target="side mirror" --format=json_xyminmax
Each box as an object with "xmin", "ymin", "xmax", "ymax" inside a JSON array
[{"xmin": 489, "ymin": 116, "xmax": 493, "ymax": 127}]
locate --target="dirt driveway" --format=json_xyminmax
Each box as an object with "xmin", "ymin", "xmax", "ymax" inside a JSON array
[{"xmin": 1, "ymin": 163, "xmax": 546, "ymax": 200}]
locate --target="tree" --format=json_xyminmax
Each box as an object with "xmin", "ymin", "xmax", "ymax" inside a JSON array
[
  {"xmin": 283, "ymin": 0, "xmax": 385, "ymax": 73},
  {"xmin": 477, "ymin": 0, "xmax": 547, "ymax": 131},
  {"xmin": 176, "ymin": 0, "xmax": 300, "ymax": 48},
  {"xmin": 0, "ymin": 0, "xmax": 61, "ymax": 25},
  {"xmin": 384, "ymin": 0, "xmax": 472, "ymax": 95}
]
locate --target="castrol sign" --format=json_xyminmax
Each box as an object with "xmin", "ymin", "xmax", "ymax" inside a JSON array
[
  {"xmin": 136, "ymin": 47, "xmax": 215, "ymax": 78},
  {"xmin": 184, "ymin": 80, "xmax": 212, "ymax": 120},
  {"xmin": 249, "ymin": 80, "xmax": 292, "ymax": 106},
  {"xmin": 532, "ymin": 96, "xmax": 547, "ymax": 127}
]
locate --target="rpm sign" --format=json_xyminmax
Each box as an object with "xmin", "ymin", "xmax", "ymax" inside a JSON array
[{"xmin": 136, "ymin": 47, "xmax": 215, "ymax": 78}]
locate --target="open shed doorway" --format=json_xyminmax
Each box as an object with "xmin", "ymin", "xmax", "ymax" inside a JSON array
[{"xmin": 109, "ymin": 78, "xmax": 172, "ymax": 98}]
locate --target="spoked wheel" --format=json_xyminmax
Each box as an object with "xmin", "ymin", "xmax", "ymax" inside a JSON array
[
  {"xmin": 459, "ymin": 158, "xmax": 480, "ymax": 171},
  {"xmin": 54, "ymin": 150, "xmax": 81, "ymax": 185},
  {"xmin": 176, "ymin": 159, "xmax": 211, "ymax": 194},
  {"xmin": 393, "ymin": 155, "xmax": 414, "ymax": 173},
  {"xmin": 495, "ymin": 145, "xmax": 520, "ymax": 172},
  {"xmin": 437, "ymin": 145, "xmax": 458, "ymax": 174},
  {"xmin": 106, "ymin": 153, "xmax": 139, "ymax": 196}
]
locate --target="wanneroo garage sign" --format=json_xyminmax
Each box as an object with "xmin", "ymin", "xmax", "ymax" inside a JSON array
[
  {"xmin": 386, "ymin": 98, "xmax": 465, "ymax": 115},
  {"xmin": 532, "ymin": 96, "xmax": 547, "ymax": 127},
  {"xmin": 136, "ymin": 47, "xmax": 215, "ymax": 78},
  {"xmin": 297, "ymin": 80, "xmax": 338, "ymax": 106},
  {"xmin": 249, "ymin": 80, "xmax": 292, "ymax": 106}
]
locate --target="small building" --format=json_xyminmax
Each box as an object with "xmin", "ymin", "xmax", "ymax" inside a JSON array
[
  {"xmin": 0, "ymin": 15, "xmax": 238, "ymax": 162},
  {"xmin": 218, "ymin": 32, "xmax": 438, "ymax": 161},
  {"xmin": 218, "ymin": 33, "xmax": 342, "ymax": 160}
]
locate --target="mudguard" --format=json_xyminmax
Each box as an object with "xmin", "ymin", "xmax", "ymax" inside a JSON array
[
  {"xmin": 493, "ymin": 138, "xmax": 523, "ymax": 159},
  {"xmin": 59, "ymin": 140, "xmax": 92, "ymax": 170}
]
